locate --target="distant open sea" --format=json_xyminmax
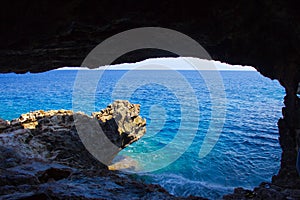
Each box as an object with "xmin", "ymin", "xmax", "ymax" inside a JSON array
[{"xmin": 0, "ymin": 69, "xmax": 285, "ymax": 199}]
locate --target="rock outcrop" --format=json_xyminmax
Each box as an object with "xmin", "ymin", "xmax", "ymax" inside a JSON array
[
  {"xmin": 0, "ymin": 100, "xmax": 146, "ymax": 168},
  {"xmin": 0, "ymin": 148, "xmax": 194, "ymax": 200},
  {"xmin": 0, "ymin": 100, "xmax": 207, "ymax": 199},
  {"xmin": 0, "ymin": 100, "xmax": 180, "ymax": 199},
  {"xmin": 92, "ymin": 101, "xmax": 146, "ymax": 149},
  {"xmin": 223, "ymin": 182, "xmax": 300, "ymax": 200}
]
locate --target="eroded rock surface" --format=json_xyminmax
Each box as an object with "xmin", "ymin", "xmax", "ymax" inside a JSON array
[
  {"xmin": 0, "ymin": 100, "xmax": 146, "ymax": 168},
  {"xmin": 0, "ymin": 149, "xmax": 197, "ymax": 200},
  {"xmin": 223, "ymin": 182, "xmax": 300, "ymax": 200},
  {"xmin": 92, "ymin": 101, "xmax": 146, "ymax": 149},
  {"xmin": 0, "ymin": 100, "xmax": 195, "ymax": 200}
]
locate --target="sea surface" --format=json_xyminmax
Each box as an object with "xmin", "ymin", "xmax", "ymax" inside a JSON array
[{"xmin": 0, "ymin": 69, "xmax": 285, "ymax": 199}]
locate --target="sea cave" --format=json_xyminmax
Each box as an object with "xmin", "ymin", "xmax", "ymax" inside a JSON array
[{"xmin": 0, "ymin": 1, "xmax": 300, "ymax": 199}]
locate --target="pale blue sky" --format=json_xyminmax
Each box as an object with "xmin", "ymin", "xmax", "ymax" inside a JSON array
[{"xmin": 57, "ymin": 57, "xmax": 256, "ymax": 71}]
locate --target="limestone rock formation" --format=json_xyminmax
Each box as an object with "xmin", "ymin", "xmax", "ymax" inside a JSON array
[
  {"xmin": 92, "ymin": 100, "xmax": 146, "ymax": 149},
  {"xmin": 0, "ymin": 100, "xmax": 146, "ymax": 168},
  {"xmin": 0, "ymin": 146, "xmax": 195, "ymax": 200},
  {"xmin": 0, "ymin": 100, "xmax": 205, "ymax": 199}
]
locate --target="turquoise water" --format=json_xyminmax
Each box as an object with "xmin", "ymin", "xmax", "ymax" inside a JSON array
[{"xmin": 0, "ymin": 69, "xmax": 284, "ymax": 199}]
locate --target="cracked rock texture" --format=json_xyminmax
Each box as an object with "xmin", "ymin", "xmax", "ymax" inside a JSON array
[
  {"xmin": 0, "ymin": 101, "xmax": 206, "ymax": 199},
  {"xmin": 0, "ymin": 100, "xmax": 146, "ymax": 168}
]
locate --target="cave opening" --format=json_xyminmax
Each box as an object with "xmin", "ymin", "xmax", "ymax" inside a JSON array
[
  {"xmin": 0, "ymin": 0, "xmax": 300, "ymax": 199},
  {"xmin": 0, "ymin": 56, "xmax": 287, "ymax": 199}
]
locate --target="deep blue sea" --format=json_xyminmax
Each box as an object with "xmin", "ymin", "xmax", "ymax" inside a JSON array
[{"xmin": 0, "ymin": 69, "xmax": 285, "ymax": 199}]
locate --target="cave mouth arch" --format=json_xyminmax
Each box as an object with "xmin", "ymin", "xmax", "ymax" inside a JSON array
[
  {"xmin": 0, "ymin": 0, "xmax": 300, "ymax": 198},
  {"xmin": 0, "ymin": 56, "xmax": 286, "ymax": 198}
]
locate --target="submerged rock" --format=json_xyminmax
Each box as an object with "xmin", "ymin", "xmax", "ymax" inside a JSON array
[{"xmin": 108, "ymin": 155, "xmax": 140, "ymax": 171}]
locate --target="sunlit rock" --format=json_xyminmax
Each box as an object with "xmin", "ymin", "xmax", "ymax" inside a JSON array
[
  {"xmin": 0, "ymin": 100, "xmax": 146, "ymax": 169},
  {"xmin": 92, "ymin": 100, "xmax": 146, "ymax": 149}
]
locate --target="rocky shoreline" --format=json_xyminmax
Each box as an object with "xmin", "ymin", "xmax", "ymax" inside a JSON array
[
  {"xmin": 223, "ymin": 182, "xmax": 300, "ymax": 200},
  {"xmin": 0, "ymin": 100, "xmax": 147, "ymax": 169},
  {"xmin": 1, "ymin": 100, "xmax": 300, "ymax": 199},
  {"xmin": 0, "ymin": 100, "xmax": 206, "ymax": 199}
]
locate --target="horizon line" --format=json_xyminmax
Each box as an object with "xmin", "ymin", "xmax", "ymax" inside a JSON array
[{"xmin": 55, "ymin": 57, "xmax": 257, "ymax": 71}]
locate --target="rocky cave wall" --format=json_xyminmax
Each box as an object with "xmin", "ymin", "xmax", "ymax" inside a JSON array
[{"xmin": 0, "ymin": 0, "xmax": 300, "ymax": 186}]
